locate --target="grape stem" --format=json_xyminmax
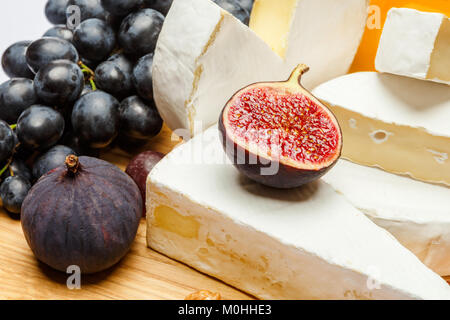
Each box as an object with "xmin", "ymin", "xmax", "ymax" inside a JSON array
[
  {"xmin": 89, "ymin": 78, "xmax": 97, "ymax": 91},
  {"xmin": 78, "ymin": 61, "xmax": 97, "ymax": 91},
  {"xmin": 0, "ymin": 157, "xmax": 13, "ymax": 178}
]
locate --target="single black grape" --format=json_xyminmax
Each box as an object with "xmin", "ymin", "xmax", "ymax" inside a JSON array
[
  {"xmin": 0, "ymin": 121, "xmax": 15, "ymax": 165},
  {"xmin": 237, "ymin": 0, "xmax": 254, "ymax": 13},
  {"xmin": 143, "ymin": 0, "xmax": 173, "ymax": 16},
  {"xmin": 118, "ymin": 9, "xmax": 164, "ymax": 58},
  {"xmin": 119, "ymin": 96, "xmax": 163, "ymax": 140},
  {"xmin": 34, "ymin": 60, "xmax": 84, "ymax": 106},
  {"xmin": 17, "ymin": 105, "xmax": 65, "ymax": 150},
  {"xmin": 32, "ymin": 145, "xmax": 76, "ymax": 180},
  {"xmin": 73, "ymin": 18, "xmax": 116, "ymax": 62},
  {"xmin": 0, "ymin": 159, "xmax": 32, "ymax": 182},
  {"xmin": 45, "ymin": 0, "xmax": 70, "ymax": 24},
  {"xmin": 71, "ymin": 91, "xmax": 120, "ymax": 148},
  {"xmin": 107, "ymin": 53, "xmax": 133, "ymax": 73},
  {"xmin": 1, "ymin": 41, "xmax": 34, "ymax": 79},
  {"xmin": 0, "ymin": 79, "xmax": 38, "ymax": 124},
  {"xmin": 213, "ymin": 0, "xmax": 249, "ymax": 25},
  {"xmin": 0, "ymin": 176, "xmax": 31, "ymax": 214},
  {"xmin": 67, "ymin": 0, "xmax": 110, "ymax": 22},
  {"xmin": 132, "ymin": 53, "xmax": 153, "ymax": 101},
  {"xmin": 26, "ymin": 37, "xmax": 79, "ymax": 74},
  {"xmin": 95, "ymin": 61, "xmax": 133, "ymax": 99},
  {"xmin": 43, "ymin": 25, "xmax": 74, "ymax": 43},
  {"xmin": 101, "ymin": 0, "xmax": 142, "ymax": 16}
]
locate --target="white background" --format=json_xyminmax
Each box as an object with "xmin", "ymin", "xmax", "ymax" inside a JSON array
[{"xmin": 0, "ymin": 0, "xmax": 52, "ymax": 82}]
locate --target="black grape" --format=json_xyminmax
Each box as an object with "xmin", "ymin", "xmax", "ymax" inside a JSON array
[
  {"xmin": 67, "ymin": 0, "xmax": 110, "ymax": 22},
  {"xmin": 101, "ymin": 0, "xmax": 142, "ymax": 16},
  {"xmin": 236, "ymin": 0, "xmax": 254, "ymax": 13},
  {"xmin": 143, "ymin": 0, "xmax": 173, "ymax": 16},
  {"xmin": 17, "ymin": 105, "xmax": 65, "ymax": 150},
  {"xmin": 132, "ymin": 53, "xmax": 153, "ymax": 101},
  {"xmin": 0, "ymin": 176, "xmax": 31, "ymax": 214},
  {"xmin": 213, "ymin": 0, "xmax": 249, "ymax": 25},
  {"xmin": 34, "ymin": 60, "xmax": 84, "ymax": 106},
  {"xmin": 26, "ymin": 37, "xmax": 79, "ymax": 74},
  {"xmin": 1, "ymin": 41, "xmax": 34, "ymax": 79},
  {"xmin": 0, "ymin": 158, "xmax": 32, "ymax": 182},
  {"xmin": 0, "ymin": 79, "xmax": 38, "ymax": 124},
  {"xmin": 0, "ymin": 120, "xmax": 16, "ymax": 165},
  {"xmin": 107, "ymin": 53, "xmax": 133, "ymax": 73},
  {"xmin": 32, "ymin": 145, "xmax": 76, "ymax": 180},
  {"xmin": 45, "ymin": 0, "xmax": 70, "ymax": 24},
  {"xmin": 94, "ymin": 61, "xmax": 133, "ymax": 99},
  {"xmin": 118, "ymin": 9, "xmax": 164, "ymax": 58},
  {"xmin": 73, "ymin": 18, "xmax": 116, "ymax": 62},
  {"xmin": 71, "ymin": 91, "xmax": 120, "ymax": 148},
  {"xmin": 43, "ymin": 25, "xmax": 74, "ymax": 43},
  {"xmin": 119, "ymin": 96, "xmax": 163, "ymax": 140}
]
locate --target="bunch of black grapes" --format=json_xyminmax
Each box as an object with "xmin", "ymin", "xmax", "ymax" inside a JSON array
[{"xmin": 0, "ymin": 0, "xmax": 253, "ymax": 217}]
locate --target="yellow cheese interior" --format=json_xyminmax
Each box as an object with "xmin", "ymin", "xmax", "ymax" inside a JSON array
[
  {"xmin": 329, "ymin": 105, "xmax": 450, "ymax": 186},
  {"xmin": 427, "ymin": 17, "xmax": 450, "ymax": 82},
  {"xmin": 249, "ymin": 0, "xmax": 298, "ymax": 57},
  {"xmin": 350, "ymin": 0, "xmax": 450, "ymax": 72},
  {"xmin": 327, "ymin": 104, "xmax": 450, "ymax": 186},
  {"xmin": 153, "ymin": 205, "xmax": 200, "ymax": 239}
]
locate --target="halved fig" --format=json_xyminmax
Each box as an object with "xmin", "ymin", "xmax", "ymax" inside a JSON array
[{"xmin": 219, "ymin": 64, "xmax": 342, "ymax": 189}]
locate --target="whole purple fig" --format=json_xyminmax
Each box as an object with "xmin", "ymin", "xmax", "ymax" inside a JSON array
[{"xmin": 21, "ymin": 155, "xmax": 142, "ymax": 274}]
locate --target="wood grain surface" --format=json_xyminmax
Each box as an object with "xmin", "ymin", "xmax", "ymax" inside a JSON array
[{"xmin": 0, "ymin": 126, "xmax": 447, "ymax": 300}]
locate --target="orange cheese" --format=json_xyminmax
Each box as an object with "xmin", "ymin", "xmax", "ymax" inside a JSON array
[{"xmin": 350, "ymin": 0, "xmax": 450, "ymax": 73}]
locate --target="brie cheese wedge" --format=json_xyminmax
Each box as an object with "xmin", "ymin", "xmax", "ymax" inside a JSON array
[
  {"xmin": 312, "ymin": 72, "xmax": 450, "ymax": 186},
  {"xmin": 146, "ymin": 126, "xmax": 450, "ymax": 300},
  {"xmin": 323, "ymin": 160, "xmax": 450, "ymax": 276},
  {"xmin": 375, "ymin": 8, "xmax": 450, "ymax": 85},
  {"xmin": 153, "ymin": 0, "xmax": 368, "ymax": 136}
]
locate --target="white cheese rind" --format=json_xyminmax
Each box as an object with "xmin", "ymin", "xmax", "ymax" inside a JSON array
[
  {"xmin": 323, "ymin": 160, "xmax": 450, "ymax": 276},
  {"xmin": 312, "ymin": 72, "xmax": 450, "ymax": 186},
  {"xmin": 146, "ymin": 126, "xmax": 450, "ymax": 300},
  {"xmin": 375, "ymin": 8, "xmax": 450, "ymax": 85},
  {"xmin": 153, "ymin": 0, "xmax": 368, "ymax": 136}
]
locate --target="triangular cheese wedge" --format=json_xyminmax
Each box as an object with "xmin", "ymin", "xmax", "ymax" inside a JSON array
[
  {"xmin": 323, "ymin": 160, "xmax": 450, "ymax": 276},
  {"xmin": 312, "ymin": 72, "xmax": 450, "ymax": 186},
  {"xmin": 153, "ymin": 0, "xmax": 369, "ymax": 136},
  {"xmin": 146, "ymin": 126, "xmax": 450, "ymax": 300},
  {"xmin": 376, "ymin": 8, "xmax": 450, "ymax": 85}
]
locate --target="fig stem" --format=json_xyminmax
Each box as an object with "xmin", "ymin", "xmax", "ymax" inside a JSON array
[
  {"xmin": 65, "ymin": 155, "xmax": 80, "ymax": 174},
  {"xmin": 288, "ymin": 64, "xmax": 310, "ymax": 85}
]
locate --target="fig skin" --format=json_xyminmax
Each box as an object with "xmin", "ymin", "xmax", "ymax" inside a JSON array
[
  {"xmin": 21, "ymin": 155, "xmax": 142, "ymax": 274},
  {"xmin": 219, "ymin": 64, "xmax": 342, "ymax": 189},
  {"xmin": 125, "ymin": 150, "xmax": 164, "ymax": 216}
]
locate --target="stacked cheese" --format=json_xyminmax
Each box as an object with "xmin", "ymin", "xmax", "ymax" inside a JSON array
[
  {"xmin": 313, "ymin": 8, "xmax": 450, "ymax": 276},
  {"xmin": 148, "ymin": 0, "xmax": 450, "ymax": 299},
  {"xmin": 152, "ymin": 0, "xmax": 368, "ymax": 136}
]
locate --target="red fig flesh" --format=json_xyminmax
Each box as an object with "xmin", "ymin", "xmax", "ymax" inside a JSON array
[{"xmin": 219, "ymin": 64, "xmax": 342, "ymax": 189}]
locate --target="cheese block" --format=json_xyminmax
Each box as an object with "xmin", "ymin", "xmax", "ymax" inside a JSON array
[
  {"xmin": 312, "ymin": 72, "xmax": 450, "ymax": 186},
  {"xmin": 153, "ymin": 0, "xmax": 368, "ymax": 136},
  {"xmin": 375, "ymin": 8, "xmax": 450, "ymax": 85},
  {"xmin": 146, "ymin": 126, "xmax": 450, "ymax": 300},
  {"xmin": 323, "ymin": 160, "xmax": 450, "ymax": 276},
  {"xmin": 350, "ymin": 0, "xmax": 450, "ymax": 73}
]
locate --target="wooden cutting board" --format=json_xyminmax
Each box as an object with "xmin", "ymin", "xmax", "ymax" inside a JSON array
[
  {"xmin": 0, "ymin": 125, "xmax": 252, "ymax": 300},
  {"xmin": 0, "ymin": 126, "xmax": 447, "ymax": 299}
]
